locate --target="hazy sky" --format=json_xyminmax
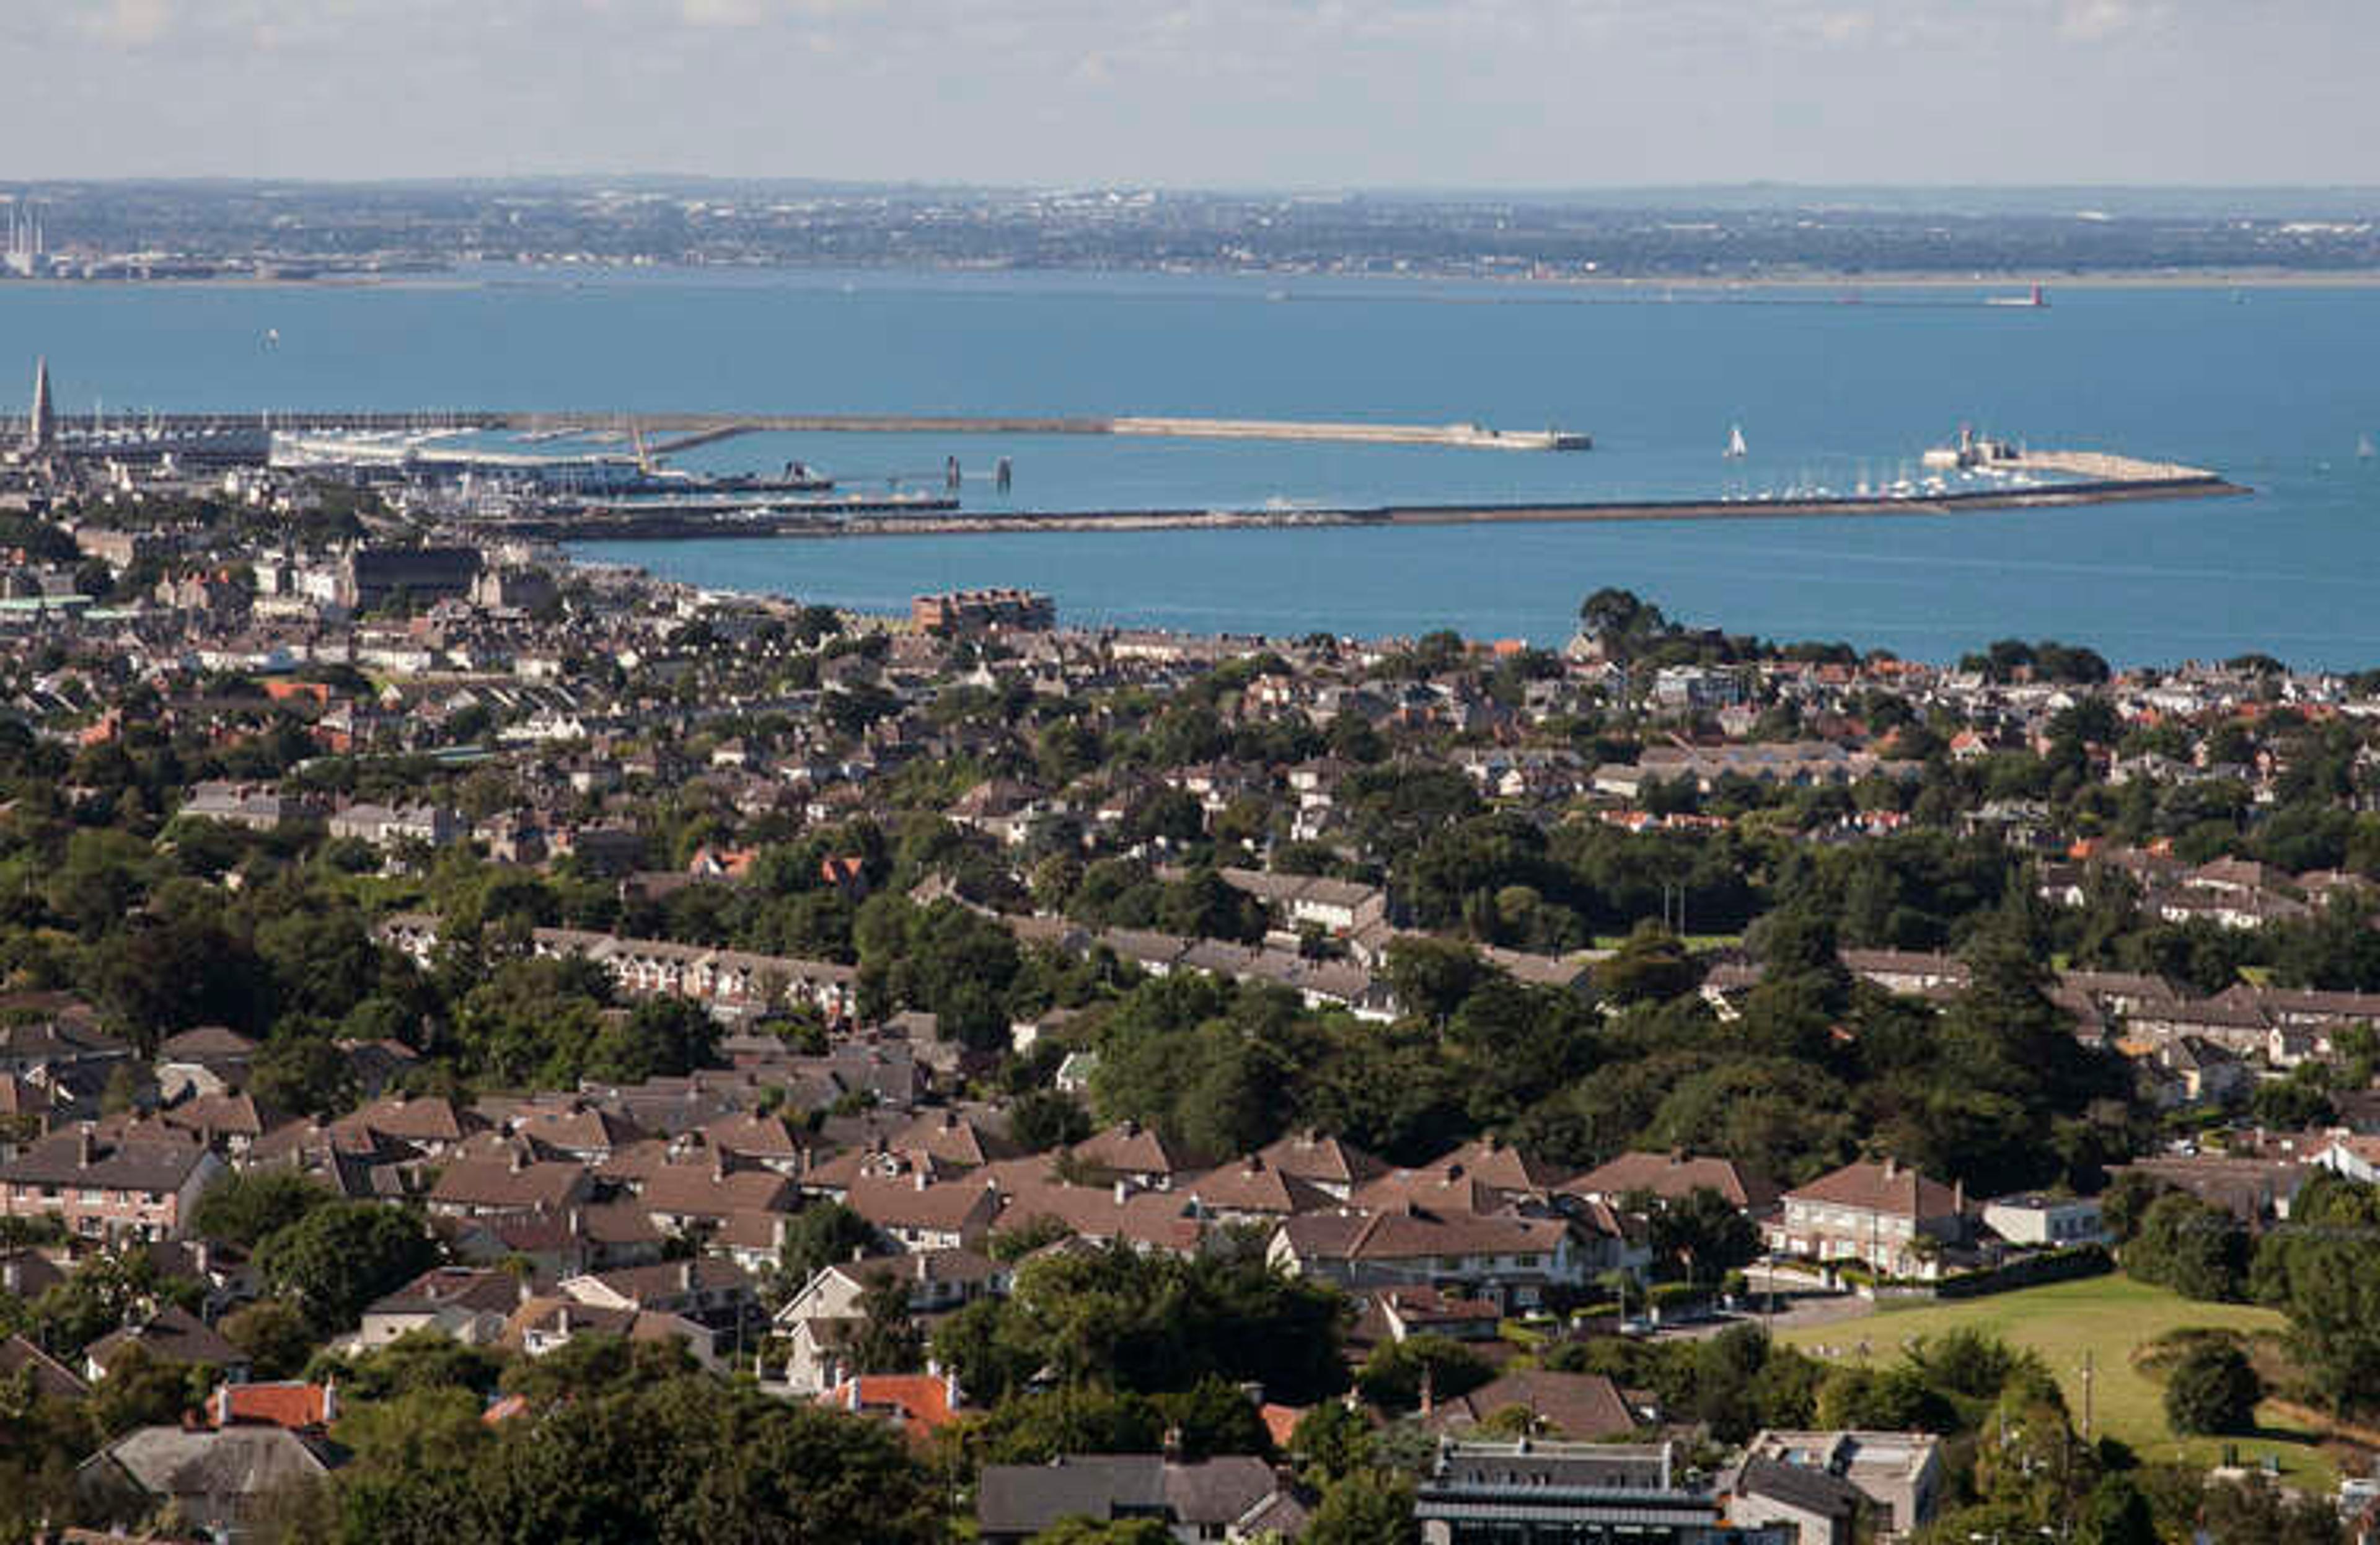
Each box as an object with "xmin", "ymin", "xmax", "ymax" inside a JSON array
[{"xmin": 10, "ymin": 0, "xmax": 2375, "ymax": 187}]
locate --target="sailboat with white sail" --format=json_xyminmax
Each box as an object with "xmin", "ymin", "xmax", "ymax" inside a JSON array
[{"xmin": 1724, "ymin": 424, "xmax": 1747, "ymax": 460}]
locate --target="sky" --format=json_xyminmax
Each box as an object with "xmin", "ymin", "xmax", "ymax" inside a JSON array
[{"xmin": 7, "ymin": 0, "xmax": 2377, "ymax": 188}]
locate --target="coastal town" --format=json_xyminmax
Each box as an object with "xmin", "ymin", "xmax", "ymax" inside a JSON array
[{"xmin": 5, "ymin": 392, "xmax": 2380, "ymax": 1545}]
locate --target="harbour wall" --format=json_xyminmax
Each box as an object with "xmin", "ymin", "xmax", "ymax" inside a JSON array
[{"xmin": 546, "ymin": 468, "xmax": 2244, "ymax": 541}]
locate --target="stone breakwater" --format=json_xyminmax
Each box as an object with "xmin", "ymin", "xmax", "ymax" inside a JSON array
[{"xmin": 541, "ymin": 449, "xmax": 2240, "ymax": 540}]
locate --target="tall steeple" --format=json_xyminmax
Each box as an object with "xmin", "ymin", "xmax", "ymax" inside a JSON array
[{"xmin": 26, "ymin": 356, "xmax": 51, "ymax": 455}]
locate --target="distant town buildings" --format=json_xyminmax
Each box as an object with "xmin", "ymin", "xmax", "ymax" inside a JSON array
[{"xmin": 910, "ymin": 588, "xmax": 1056, "ymax": 635}]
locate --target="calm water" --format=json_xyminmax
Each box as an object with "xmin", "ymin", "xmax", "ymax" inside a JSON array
[{"xmin": 6, "ymin": 268, "xmax": 2378, "ymax": 663}]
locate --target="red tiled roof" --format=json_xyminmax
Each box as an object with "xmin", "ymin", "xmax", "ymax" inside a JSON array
[
  {"xmin": 818, "ymin": 1373, "xmax": 961, "ymax": 1442},
  {"xmin": 211, "ymin": 1381, "xmax": 333, "ymax": 1430}
]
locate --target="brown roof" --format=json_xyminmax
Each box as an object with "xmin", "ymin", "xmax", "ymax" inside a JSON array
[
  {"xmin": 0, "ymin": 1331, "xmax": 89, "ymax": 1400},
  {"xmin": 702, "ymin": 1112, "xmax": 823, "ymax": 1163},
  {"xmin": 993, "ymin": 1180, "xmax": 1206, "ymax": 1254},
  {"xmin": 1785, "ymin": 1159, "xmax": 1961, "ymax": 1221},
  {"xmin": 427, "ymin": 1155, "xmax": 592, "ymax": 1213},
  {"xmin": 1426, "ymin": 1137, "xmax": 1571, "ymax": 1195},
  {"xmin": 1254, "ymin": 1128, "xmax": 1388, "ymax": 1189},
  {"xmin": 368, "ymin": 1265, "xmax": 525, "ymax": 1318},
  {"xmin": 633, "ymin": 1160, "xmax": 796, "ymax": 1218},
  {"xmin": 569, "ymin": 1257, "xmax": 755, "ymax": 1308},
  {"xmin": 845, "ymin": 1174, "xmax": 1003, "ymax": 1236},
  {"xmin": 154, "ymin": 1025, "xmax": 260, "ymax": 1062},
  {"xmin": 510, "ymin": 1104, "xmax": 647, "ymax": 1154},
  {"xmin": 87, "ymin": 1304, "xmax": 242, "ymax": 1373},
  {"xmin": 888, "ymin": 1107, "xmax": 1021, "ymax": 1168},
  {"xmin": 1069, "ymin": 1120, "xmax": 1198, "ymax": 1178},
  {"xmin": 0, "ymin": 1128, "xmax": 216, "ymax": 1193},
  {"xmin": 158, "ymin": 1092, "xmax": 289, "ymax": 1141},
  {"xmin": 1183, "ymin": 1156, "xmax": 1341, "ymax": 1217},
  {"xmin": 1566, "ymin": 1151, "xmax": 1779, "ymax": 1212},
  {"xmin": 1430, "ymin": 1370, "xmax": 1635, "ymax": 1440},
  {"xmin": 1277, "ymin": 1205, "xmax": 1572, "ymax": 1264},
  {"xmin": 1349, "ymin": 1169, "xmax": 1518, "ymax": 1218},
  {"xmin": 345, "ymin": 1094, "xmax": 481, "ymax": 1144}
]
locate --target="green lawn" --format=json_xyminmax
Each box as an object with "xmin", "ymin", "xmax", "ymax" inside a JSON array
[{"xmin": 1777, "ymin": 1273, "xmax": 2334, "ymax": 1489}]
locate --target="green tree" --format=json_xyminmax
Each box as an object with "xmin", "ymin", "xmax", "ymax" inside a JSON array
[
  {"xmin": 769, "ymin": 1203, "xmax": 878, "ymax": 1302},
  {"xmin": 192, "ymin": 1169, "xmax": 331, "ymax": 1249},
  {"xmin": 1029, "ymin": 1521, "xmax": 1175, "ymax": 1545},
  {"xmin": 1305, "ymin": 1469, "xmax": 1421, "ymax": 1545},
  {"xmin": 2162, "ymin": 1339, "xmax": 2262, "ymax": 1436},
  {"xmin": 845, "ymin": 1276, "xmax": 925, "ymax": 1375},
  {"xmin": 90, "ymin": 1342, "xmax": 209, "ymax": 1436},
  {"xmin": 1355, "ymin": 1334, "xmax": 1494, "ymax": 1414},
  {"xmin": 2271, "ymin": 1236, "xmax": 2380, "ymax": 1418},
  {"xmin": 220, "ymin": 1298, "xmax": 317, "ymax": 1381},
  {"xmin": 973, "ymin": 1385, "xmax": 1167, "ymax": 1465},
  {"xmin": 1644, "ymin": 1185, "xmax": 1760, "ymax": 1286},
  {"xmin": 1010, "ymin": 1089, "xmax": 1093, "ymax": 1153},
  {"xmin": 2074, "ymin": 1474, "xmax": 2160, "ymax": 1545},
  {"xmin": 1593, "ymin": 923, "xmax": 1699, "ymax": 1005},
  {"xmin": 2127, "ymin": 1192, "xmax": 2249, "ymax": 1302},
  {"xmin": 1382, "ymin": 937, "xmax": 1484, "ymax": 1025},
  {"xmin": 254, "ymin": 1201, "xmax": 439, "ymax": 1333},
  {"xmin": 250, "ymin": 1030, "xmax": 358, "ymax": 1118},
  {"xmin": 1289, "ymin": 1401, "xmax": 1377, "ymax": 1485}
]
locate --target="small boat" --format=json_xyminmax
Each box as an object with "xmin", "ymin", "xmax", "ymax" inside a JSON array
[
  {"xmin": 2359, "ymin": 433, "xmax": 2375, "ymax": 461},
  {"xmin": 1724, "ymin": 424, "xmax": 1747, "ymax": 460}
]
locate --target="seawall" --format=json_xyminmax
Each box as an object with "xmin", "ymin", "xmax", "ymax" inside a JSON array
[{"xmin": 547, "ymin": 469, "xmax": 2244, "ymax": 541}]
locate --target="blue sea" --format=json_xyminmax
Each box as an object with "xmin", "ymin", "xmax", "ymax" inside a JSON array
[{"xmin": 6, "ymin": 267, "xmax": 2378, "ymax": 665}]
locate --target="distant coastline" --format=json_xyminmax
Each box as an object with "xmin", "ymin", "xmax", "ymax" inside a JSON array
[{"xmin": 11, "ymin": 261, "xmax": 2380, "ymax": 293}]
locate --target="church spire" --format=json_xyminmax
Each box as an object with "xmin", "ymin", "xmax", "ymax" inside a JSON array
[{"xmin": 26, "ymin": 356, "xmax": 51, "ymax": 454}]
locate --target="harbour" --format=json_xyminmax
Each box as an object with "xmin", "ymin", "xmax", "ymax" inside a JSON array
[
  {"xmin": 1, "ymin": 270, "xmax": 2372, "ymax": 663},
  {"xmin": 519, "ymin": 451, "xmax": 2240, "ymax": 541}
]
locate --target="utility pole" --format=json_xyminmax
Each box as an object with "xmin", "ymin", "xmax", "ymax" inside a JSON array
[{"xmin": 2079, "ymin": 1348, "xmax": 2094, "ymax": 1441}]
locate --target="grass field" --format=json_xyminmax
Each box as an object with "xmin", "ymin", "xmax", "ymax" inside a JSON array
[{"xmin": 1776, "ymin": 1273, "xmax": 2337, "ymax": 1489}]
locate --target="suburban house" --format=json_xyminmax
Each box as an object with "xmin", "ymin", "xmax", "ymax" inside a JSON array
[
  {"xmin": 1565, "ymin": 1151, "xmax": 1781, "ymax": 1215},
  {"xmin": 975, "ymin": 1454, "xmax": 1305, "ymax": 1545},
  {"xmin": 359, "ymin": 1265, "xmax": 526, "ymax": 1348},
  {"xmin": 774, "ymin": 1249, "xmax": 1010, "ymax": 1330},
  {"xmin": 1979, "ymin": 1192, "xmax": 2107, "ymax": 1250},
  {"xmin": 1737, "ymin": 1430, "xmax": 1944, "ymax": 1541},
  {"xmin": 1727, "ymin": 1457, "xmax": 1867, "ymax": 1545},
  {"xmin": 1422, "ymin": 1370, "xmax": 1638, "ymax": 1441},
  {"xmin": 1268, "ymin": 1206, "xmax": 1586, "ymax": 1309},
  {"xmin": 86, "ymin": 1304, "xmax": 249, "ymax": 1384},
  {"xmin": 154, "ymin": 1025, "xmax": 259, "ymax": 1102},
  {"xmin": 78, "ymin": 1425, "xmax": 344, "ymax": 1544},
  {"xmin": 1414, "ymin": 1440, "xmax": 1784, "ymax": 1545},
  {"xmin": 1766, "ymin": 1158, "xmax": 1967, "ymax": 1280},
  {"xmin": 0, "ymin": 1127, "xmax": 225, "ymax": 1242}
]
